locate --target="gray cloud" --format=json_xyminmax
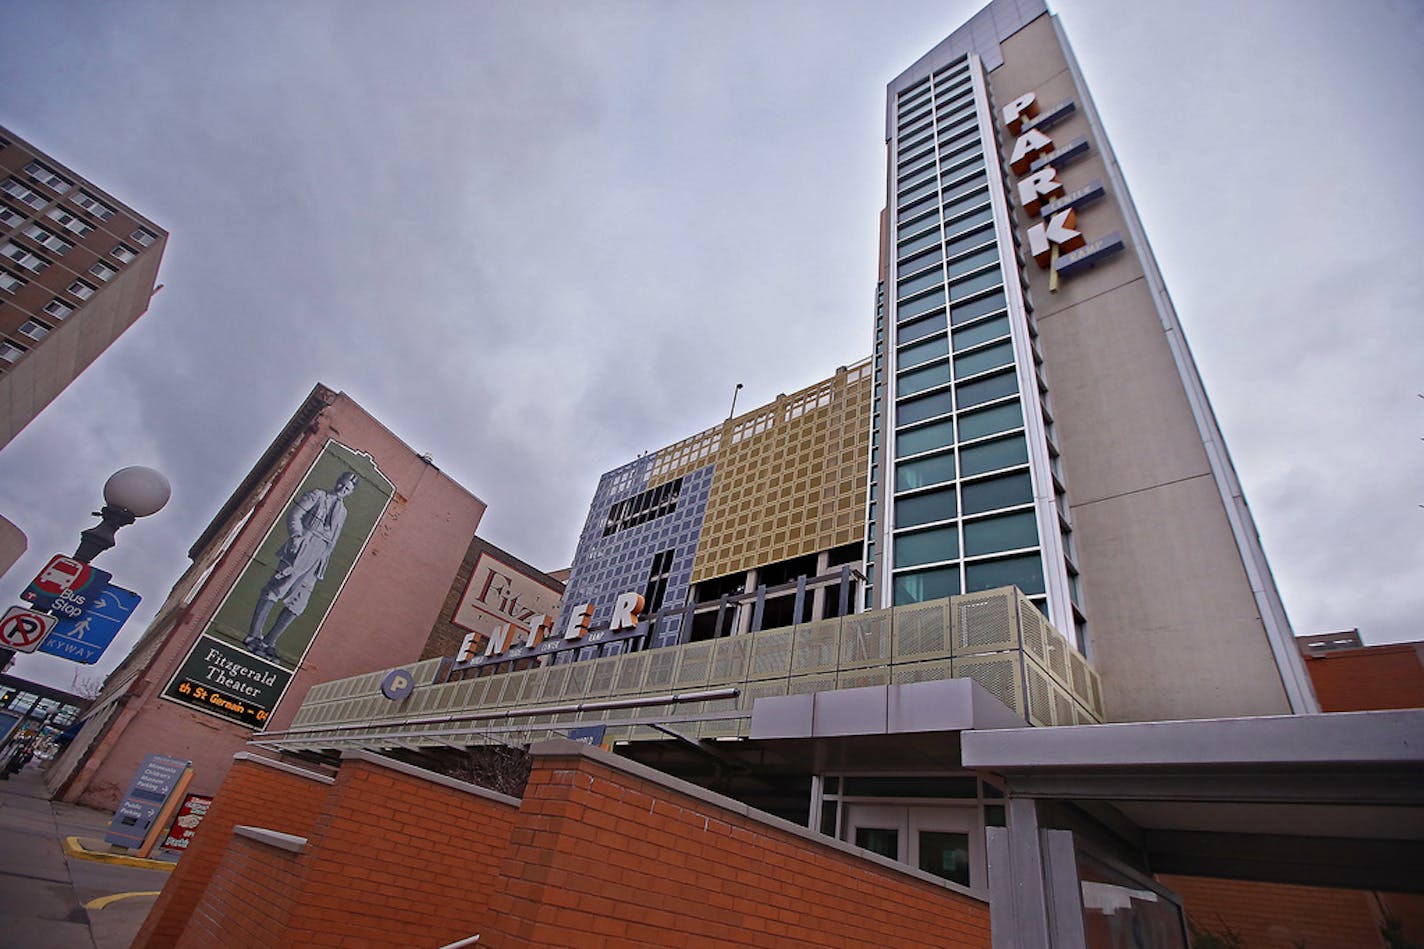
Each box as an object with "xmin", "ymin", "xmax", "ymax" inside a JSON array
[{"xmin": 1, "ymin": 0, "xmax": 1420, "ymax": 689}]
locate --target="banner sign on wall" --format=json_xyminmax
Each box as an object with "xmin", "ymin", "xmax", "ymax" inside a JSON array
[
  {"xmin": 453, "ymin": 551, "xmax": 563, "ymax": 641},
  {"xmin": 161, "ymin": 440, "xmax": 395, "ymax": 728}
]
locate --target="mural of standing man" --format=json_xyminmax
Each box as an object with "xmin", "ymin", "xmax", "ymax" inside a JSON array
[{"xmin": 245, "ymin": 471, "xmax": 358, "ymax": 660}]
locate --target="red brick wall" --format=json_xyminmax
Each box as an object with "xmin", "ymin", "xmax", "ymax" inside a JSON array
[
  {"xmin": 134, "ymin": 752, "xmax": 333, "ymax": 949},
  {"xmin": 178, "ymin": 833, "xmax": 304, "ymax": 947},
  {"xmin": 277, "ymin": 755, "xmax": 519, "ymax": 946},
  {"xmin": 481, "ymin": 742, "xmax": 991, "ymax": 948},
  {"xmin": 1305, "ymin": 644, "xmax": 1424, "ymax": 712},
  {"xmin": 1161, "ymin": 875, "xmax": 1424, "ymax": 949}
]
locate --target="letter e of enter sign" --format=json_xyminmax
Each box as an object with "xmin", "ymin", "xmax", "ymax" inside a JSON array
[
  {"xmin": 1017, "ymin": 167, "xmax": 1063, "ymax": 217},
  {"xmin": 609, "ymin": 592, "xmax": 645, "ymax": 632},
  {"xmin": 563, "ymin": 604, "xmax": 595, "ymax": 641},
  {"xmin": 1026, "ymin": 209, "xmax": 1085, "ymax": 267}
]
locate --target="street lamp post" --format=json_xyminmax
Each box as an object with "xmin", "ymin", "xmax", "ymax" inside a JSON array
[{"xmin": 72, "ymin": 466, "xmax": 171, "ymax": 564}]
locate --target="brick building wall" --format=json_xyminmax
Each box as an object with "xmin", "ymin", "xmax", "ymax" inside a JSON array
[
  {"xmin": 1305, "ymin": 642, "xmax": 1424, "ymax": 712},
  {"xmin": 484, "ymin": 741, "xmax": 989, "ymax": 947},
  {"xmin": 133, "ymin": 752, "xmax": 334, "ymax": 948},
  {"xmin": 1162, "ymin": 874, "xmax": 1424, "ymax": 949},
  {"xmin": 139, "ymin": 740, "xmax": 989, "ymax": 947}
]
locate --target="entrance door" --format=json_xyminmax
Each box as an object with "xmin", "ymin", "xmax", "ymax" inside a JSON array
[{"xmin": 844, "ymin": 804, "xmax": 982, "ymax": 890}]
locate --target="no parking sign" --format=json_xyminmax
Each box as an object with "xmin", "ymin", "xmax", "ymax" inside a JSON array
[{"xmin": 0, "ymin": 606, "xmax": 58, "ymax": 653}]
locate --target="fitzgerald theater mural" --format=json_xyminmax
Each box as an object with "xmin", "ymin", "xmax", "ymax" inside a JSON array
[{"xmin": 162, "ymin": 440, "xmax": 395, "ymax": 727}]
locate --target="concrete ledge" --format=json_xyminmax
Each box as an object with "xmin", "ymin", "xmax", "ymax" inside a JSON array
[
  {"xmin": 338, "ymin": 749, "xmax": 521, "ymax": 808},
  {"xmin": 529, "ymin": 739, "xmax": 986, "ymax": 901},
  {"xmin": 963, "ymin": 709, "xmax": 1424, "ymax": 769},
  {"xmin": 233, "ymin": 751, "xmax": 336, "ymax": 784},
  {"xmin": 63, "ymin": 836, "xmax": 176, "ymax": 871},
  {"xmin": 233, "ymin": 825, "xmax": 307, "ymax": 854}
]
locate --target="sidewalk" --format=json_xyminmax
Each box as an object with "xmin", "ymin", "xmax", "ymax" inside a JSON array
[{"xmin": 0, "ymin": 761, "xmax": 175, "ymax": 948}]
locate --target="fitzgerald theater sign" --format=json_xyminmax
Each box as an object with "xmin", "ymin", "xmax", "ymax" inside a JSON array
[{"xmin": 998, "ymin": 88, "xmax": 1124, "ymax": 290}]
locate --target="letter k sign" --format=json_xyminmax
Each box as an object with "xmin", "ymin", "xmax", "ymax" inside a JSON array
[{"xmin": 1027, "ymin": 209, "xmax": 1085, "ymax": 267}]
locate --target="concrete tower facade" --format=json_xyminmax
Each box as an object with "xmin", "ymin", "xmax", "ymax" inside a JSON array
[{"xmin": 867, "ymin": 0, "xmax": 1314, "ymax": 720}]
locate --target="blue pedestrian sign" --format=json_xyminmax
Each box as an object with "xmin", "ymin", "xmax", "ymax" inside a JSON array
[{"xmin": 38, "ymin": 585, "xmax": 141, "ymax": 664}]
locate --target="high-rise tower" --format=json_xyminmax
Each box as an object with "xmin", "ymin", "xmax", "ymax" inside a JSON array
[
  {"xmin": 0, "ymin": 127, "xmax": 166, "ymax": 448},
  {"xmin": 866, "ymin": 0, "xmax": 1314, "ymax": 719}
]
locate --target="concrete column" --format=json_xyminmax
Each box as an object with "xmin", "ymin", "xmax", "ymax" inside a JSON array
[
  {"xmin": 811, "ymin": 551, "xmax": 831, "ymax": 619},
  {"xmin": 736, "ymin": 568, "xmax": 758, "ymax": 634}
]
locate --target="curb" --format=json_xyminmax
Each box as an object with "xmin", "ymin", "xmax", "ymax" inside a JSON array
[{"xmin": 63, "ymin": 836, "xmax": 177, "ymax": 872}]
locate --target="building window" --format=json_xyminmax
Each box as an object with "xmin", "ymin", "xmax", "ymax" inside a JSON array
[
  {"xmin": 130, "ymin": 227, "xmax": 157, "ymax": 247},
  {"xmin": 1, "ymin": 241, "xmax": 48, "ymax": 273},
  {"xmin": 21, "ymin": 223, "xmax": 72, "ymax": 255},
  {"xmin": 2, "ymin": 178, "xmax": 47, "ymax": 210},
  {"xmin": 88, "ymin": 260, "xmax": 118, "ymax": 282},
  {"xmin": 603, "ymin": 477, "xmax": 683, "ymax": 536},
  {"xmin": 42, "ymin": 298, "xmax": 73, "ymax": 320},
  {"xmin": 0, "ymin": 271, "xmax": 24, "ymax": 294},
  {"xmin": 0, "ymin": 340, "xmax": 26, "ymax": 363},
  {"xmin": 110, "ymin": 244, "xmax": 137, "ymax": 264},
  {"xmin": 0, "ymin": 206, "xmax": 26, "ymax": 228},
  {"xmin": 24, "ymin": 161, "xmax": 71, "ymax": 194},
  {"xmin": 71, "ymin": 191, "xmax": 117, "ymax": 220},
  {"xmin": 66, "ymin": 278, "xmax": 97, "ymax": 301},
  {"xmin": 18, "ymin": 319, "xmax": 50, "ymax": 341},
  {"xmin": 642, "ymin": 549, "xmax": 676, "ymax": 614},
  {"xmin": 45, "ymin": 207, "xmax": 94, "ymax": 236}
]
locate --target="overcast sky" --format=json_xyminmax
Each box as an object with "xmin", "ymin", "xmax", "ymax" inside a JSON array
[{"xmin": 2, "ymin": 0, "xmax": 1420, "ymax": 691}]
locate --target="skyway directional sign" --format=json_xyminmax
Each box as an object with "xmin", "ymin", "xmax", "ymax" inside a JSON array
[{"xmin": 38, "ymin": 585, "xmax": 142, "ymax": 664}]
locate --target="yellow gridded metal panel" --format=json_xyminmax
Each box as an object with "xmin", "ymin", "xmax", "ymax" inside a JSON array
[
  {"xmin": 893, "ymin": 600, "xmax": 951, "ymax": 661},
  {"xmin": 1087, "ymin": 665, "xmax": 1104, "ymax": 720},
  {"xmin": 675, "ymin": 642, "xmax": 714, "ymax": 688},
  {"xmin": 838, "ymin": 667, "xmax": 891, "ymax": 689},
  {"xmin": 1024, "ymin": 660, "xmax": 1054, "ymax": 727},
  {"xmin": 840, "ymin": 611, "xmax": 892, "ymax": 669},
  {"xmin": 954, "ymin": 653, "xmax": 1026, "ymax": 719},
  {"xmin": 750, "ymin": 628, "xmax": 794, "ymax": 680},
  {"xmin": 954, "ymin": 589, "xmax": 1018, "ymax": 655},
  {"xmin": 412, "ymin": 658, "xmax": 445, "ymax": 685},
  {"xmin": 613, "ymin": 653, "xmax": 649, "ymax": 694},
  {"xmin": 791, "ymin": 618, "xmax": 841, "ymax": 675},
  {"xmin": 710, "ymin": 635, "xmax": 752, "ymax": 684},
  {"xmin": 642, "ymin": 649, "xmax": 679, "ymax": 690}
]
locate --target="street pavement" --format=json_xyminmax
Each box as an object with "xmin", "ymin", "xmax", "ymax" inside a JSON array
[{"xmin": 0, "ymin": 760, "xmax": 175, "ymax": 948}]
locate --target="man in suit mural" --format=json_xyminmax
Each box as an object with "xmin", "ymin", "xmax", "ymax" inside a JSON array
[{"xmin": 244, "ymin": 471, "xmax": 358, "ymax": 660}]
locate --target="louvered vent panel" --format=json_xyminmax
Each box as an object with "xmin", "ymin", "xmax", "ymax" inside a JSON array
[
  {"xmin": 711, "ymin": 636, "xmax": 752, "ymax": 683},
  {"xmin": 955, "ymin": 589, "xmax": 1017, "ymax": 654},
  {"xmin": 750, "ymin": 629, "xmax": 794, "ymax": 680},
  {"xmin": 675, "ymin": 642, "xmax": 713, "ymax": 687},
  {"xmin": 840, "ymin": 612, "xmax": 892, "ymax": 668},
  {"xmin": 1025, "ymin": 662, "xmax": 1054, "ymax": 727},
  {"xmin": 642, "ymin": 649, "xmax": 678, "ymax": 690},
  {"xmin": 613, "ymin": 654, "xmax": 649, "ymax": 693},
  {"xmin": 1018, "ymin": 601, "xmax": 1049, "ymax": 663},
  {"xmin": 837, "ymin": 667, "xmax": 891, "ymax": 689},
  {"xmin": 956, "ymin": 654, "xmax": 1025, "ymax": 718},
  {"xmin": 893, "ymin": 600, "xmax": 950, "ymax": 660},
  {"xmin": 539, "ymin": 665, "xmax": 570, "ymax": 701},
  {"xmin": 889, "ymin": 658, "xmax": 955, "ymax": 685},
  {"xmin": 791, "ymin": 619, "xmax": 841, "ymax": 675},
  {"xmin": 562, "ymin": 661, "xmax": 594, "ymax": 698}
]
